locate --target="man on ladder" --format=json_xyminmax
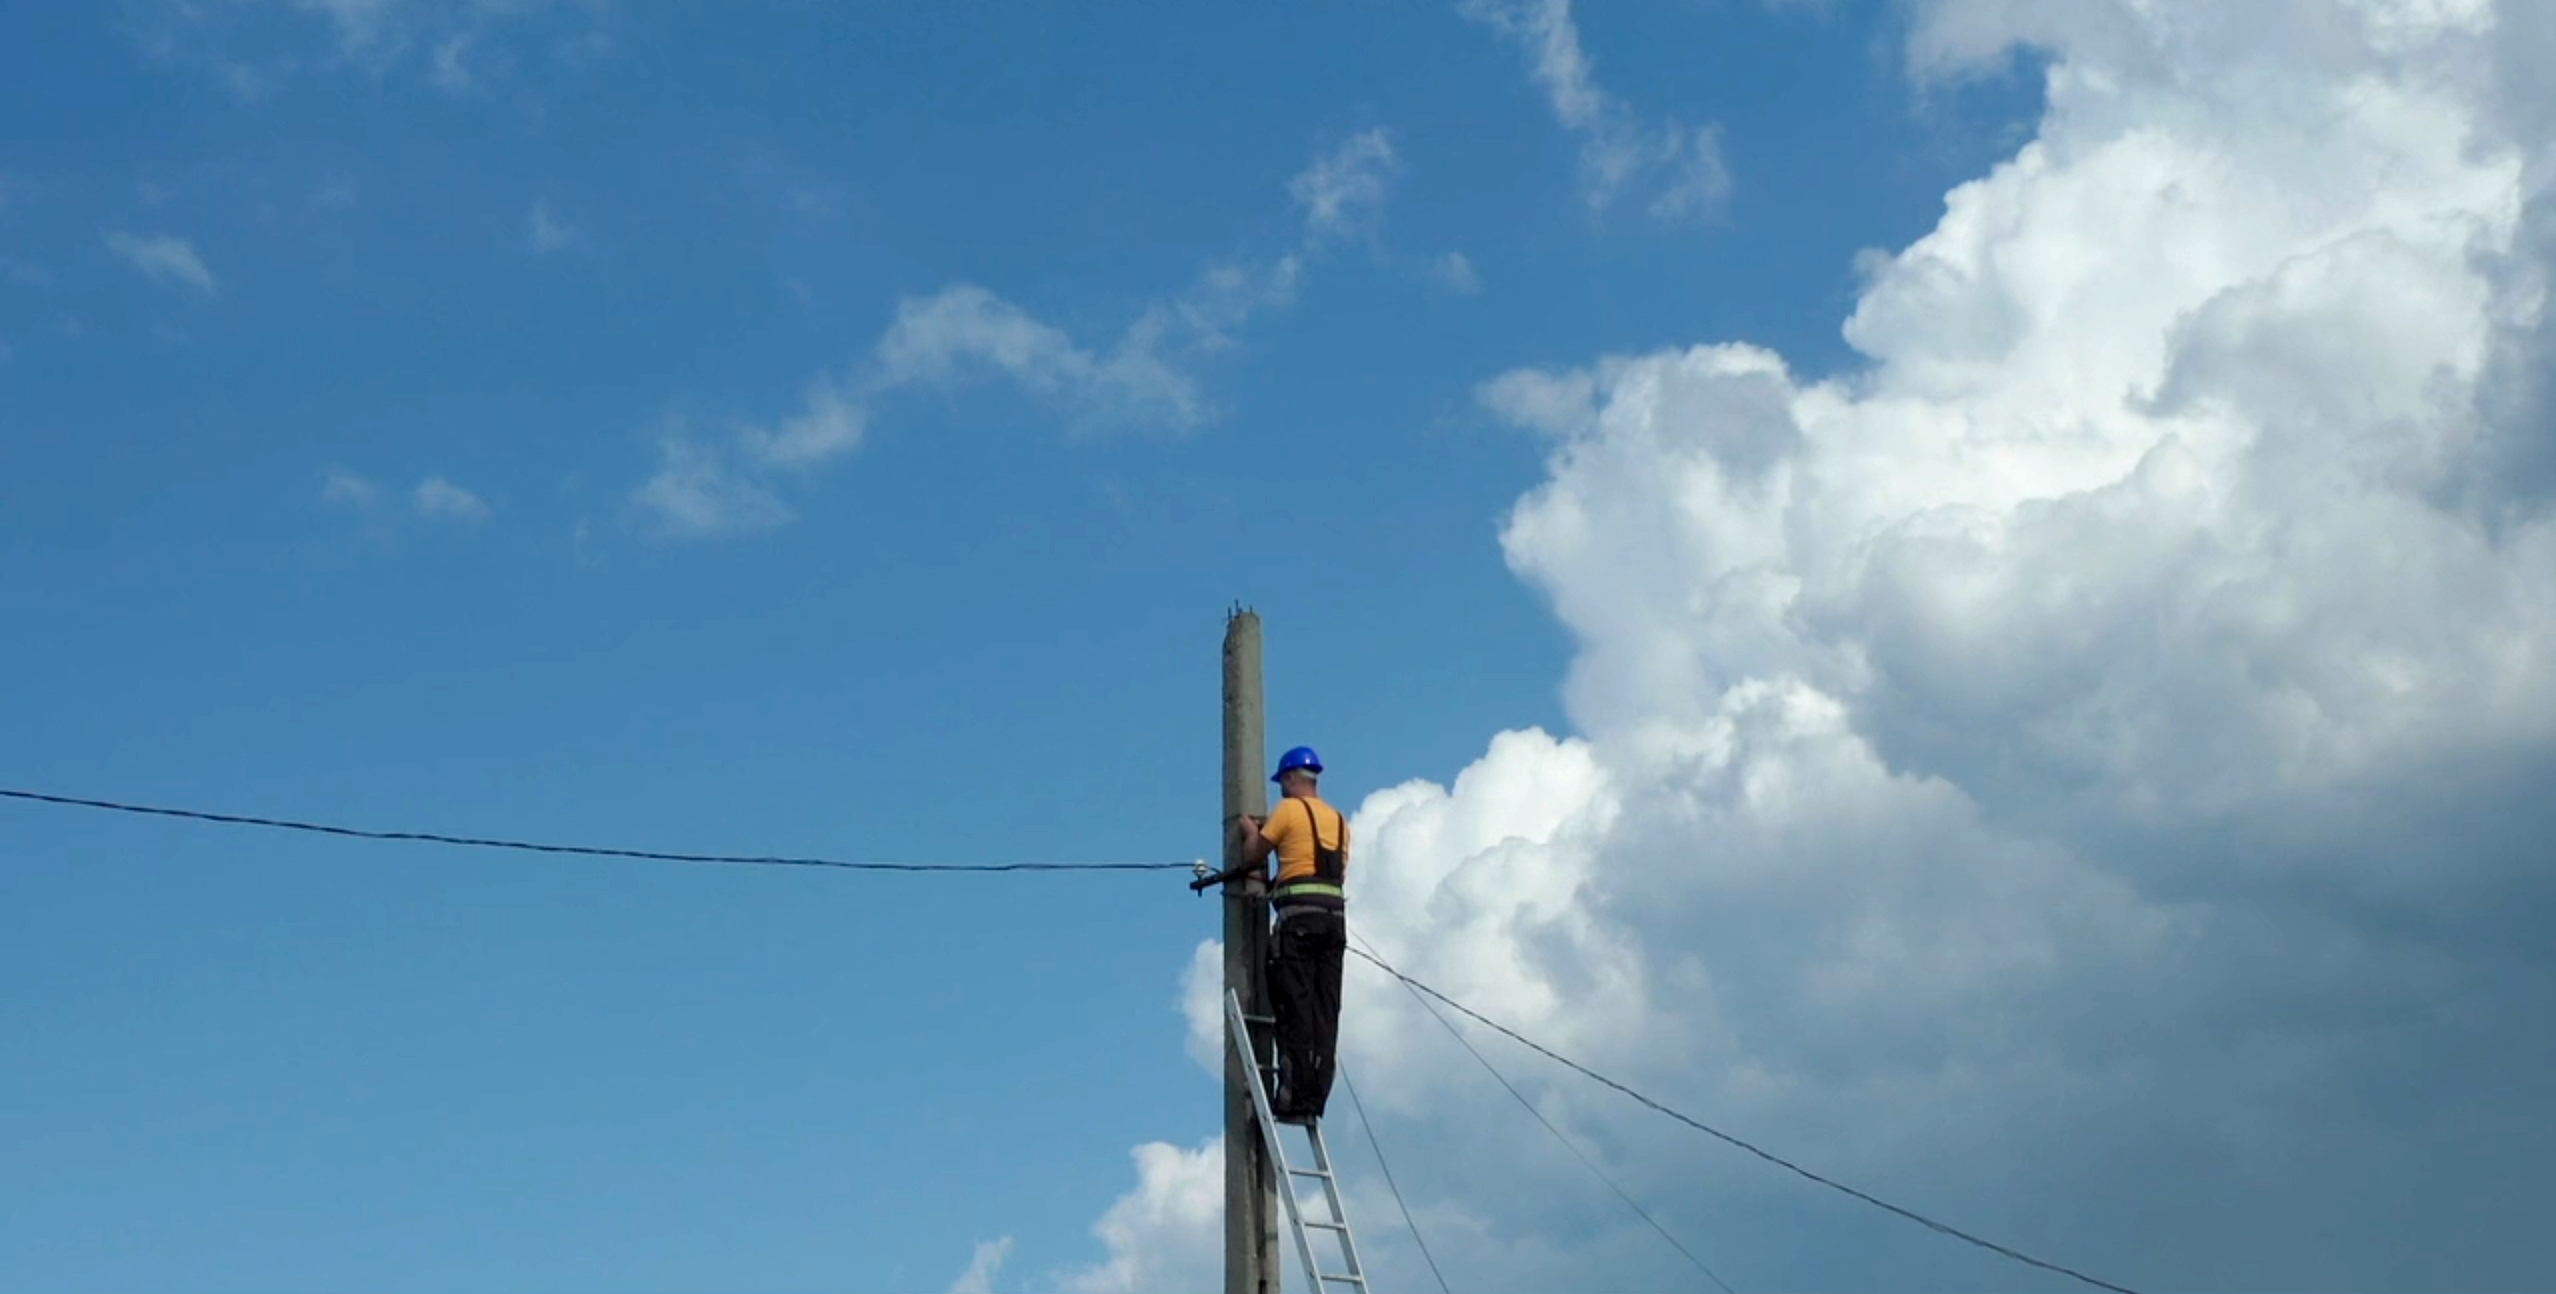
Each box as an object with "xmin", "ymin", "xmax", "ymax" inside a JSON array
[
  {"xmin": 1233, "ymin": 744, "xmax": 1349, "ymax": 1126},
  {"xmin": 1195, "ymin": 741, "xmax": 1372, "ymax": 1290}
]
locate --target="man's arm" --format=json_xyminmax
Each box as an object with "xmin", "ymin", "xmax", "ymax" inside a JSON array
[
  {"xmin": 1235, "ymin": 813, "xmax": 1278, "ymax": 867},
  {"xmin": 1190, "ymin": 814, "xmax": 1280, "ymax": 892}
]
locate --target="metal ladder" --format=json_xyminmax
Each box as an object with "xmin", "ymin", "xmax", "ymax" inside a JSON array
[{"xmin": 1227, "ymin": 988, "xmax": 1371, "ymax": 1293}]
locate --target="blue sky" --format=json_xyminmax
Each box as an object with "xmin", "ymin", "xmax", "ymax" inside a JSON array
[
  {"xmin": 0, "ymin": 4, "xmax": 2051, "ymax": 1288},
  {"xmin": 34, "ymin": 2, "xmax": 2555, "ymax": 1292}
]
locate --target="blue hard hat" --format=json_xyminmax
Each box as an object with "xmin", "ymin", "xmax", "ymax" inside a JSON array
[{"xmin": 1273, "ymin": 746, "xmax": 1324, "ymax": 781}]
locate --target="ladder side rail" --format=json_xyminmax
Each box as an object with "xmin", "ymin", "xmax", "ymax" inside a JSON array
[
  {"xmin": 1228, "ymin": 989, "xmax": 1329, "ymax": 1292},
  {"xmin": 1301, "ymin": 1122, "xmax": 1368, "ymax": 1287}
]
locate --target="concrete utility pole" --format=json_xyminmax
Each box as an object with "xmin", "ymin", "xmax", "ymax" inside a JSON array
[{"xmin": 1222, "ymin": 607, "xmax": 1280, "ymax": 1294}]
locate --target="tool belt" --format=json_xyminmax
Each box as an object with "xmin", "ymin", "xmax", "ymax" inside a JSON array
[{"xmin": 1269, "ymin": 881, "xmax": 1344, "ymax": 914}]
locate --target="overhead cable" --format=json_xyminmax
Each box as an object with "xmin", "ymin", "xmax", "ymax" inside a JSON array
[
  {"xmin": 0, "ymin": 788, "xmax": 1193, "ymax": 875},
  {"xmin": 1347, "ymin": 944, "xmax": 2141, "ymax": 1294},
  {"xmin": 1352, "ymin": 933, "xmax": 1737, "ymax": 1293},
  {"xmin": 1338, "ymin": 1062, "xmax": 1452, "ymax": 1294},
  {"xmin": 10, "ymin": 783, "xmax": 2138, "ymax": 1294}
]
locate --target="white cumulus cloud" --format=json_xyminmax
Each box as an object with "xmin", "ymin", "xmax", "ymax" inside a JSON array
[
  {"xmin": 1076, "ymin": 1, "xmax": 2556, "ymax": 1288},
  {"xmin": 1058, "ymin": 1139, "xmax": 1225, "ymax": 1294}
]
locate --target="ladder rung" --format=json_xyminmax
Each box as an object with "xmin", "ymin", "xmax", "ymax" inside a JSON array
[{"xmin": 1230, "ymin": 991, "xmax": 1367, "ymax": 1291}]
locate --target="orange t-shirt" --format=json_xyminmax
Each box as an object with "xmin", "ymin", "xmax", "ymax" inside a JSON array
[{"xmin": 1263, "ymin": 796, "xmax": 1349, "ymax": 887}]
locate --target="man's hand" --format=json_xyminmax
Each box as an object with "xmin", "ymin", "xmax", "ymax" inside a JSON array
[{"xmin": 1190, "ymin": 860, "xmax": 1262, "ymax": 893}]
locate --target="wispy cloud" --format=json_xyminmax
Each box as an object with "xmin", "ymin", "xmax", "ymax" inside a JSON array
[
  {"xmin": 735, "ymin": 155, "xmax": 851, "ymax": 220},
  {"xmin": 840, "ymin": 132, "xmax": 1392, "ymax": 440},
  {"xmin": 633, "ymin": 434, "xmax": 794, "ymax": 537},
  {"xmin": 128, "ymin": 0, "xmax": 609, "ymax": 99},
  {"xmin": 412, "ymin": 476, "xmax": 490, "ymax": 522},
  {"xmin": 103, "ymin": 231, "xmax": 218, "ymax": 294},
  {"xmin": 635, "ymin": 130, "xmax": 1388, "ymax": 538},
  {"xmin": 942, "ymin": 1237, "xmax": 1013, "ymax": 1294},
  {"xmin": 320, "ymin": 468, "xmax": 381, "ymax": 508},
  {"xmin": 324, "ymin": 470, "xmax": 492, "ymax": 527},
  {"xmin": 528, "ymin": 199, "xmax": 577, "ymax": 254},
  {"xmin": 783, "ymin": 184, "xmax": 844, "ymax": 218},
  {"xmin": 1433, "ymin": 250, "xmax": 1485, "ymax": 294},
  {"xmin": 854, "ymin": 131, "xmax": 1383, "ymax": 437},
  {"xmin": 430, "ymin": 31, "xmax": 477, "ymax": 91},
  {"xmin": 1290, "ymin": 127, "xmax": 1399, "ymax": 244},
  {"xmin": 293, "ymin": 0, "xmax": 401, "ymax": 51},
  {"xmin": 739, "ymin": 378, "xmax": 866, "ymax": 470},
  {"xmin": 869, "ymin": 285, "xmax": 1100, "ymax": 396},
  {"xmin": 872, "ymin": 281, "xmax": 1230, "ymax": 432},
  {"xmin": 1460, "ymin": 0, "xmax": 1731, "ymax": 222},
  {"xmin": 0, "ymin": 256, "xmax": 51, "ymax": 290}
]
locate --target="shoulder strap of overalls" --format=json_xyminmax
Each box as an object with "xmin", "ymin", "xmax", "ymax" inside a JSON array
[{"xmin": 1303, "ymin": 796, "xmax": 1324, "ymax": 850}]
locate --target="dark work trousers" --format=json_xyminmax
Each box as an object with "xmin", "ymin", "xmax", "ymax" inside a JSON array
[{"xmin": 1267, "ymin": 907, "xmax": 1347, "ymax": 1117}]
